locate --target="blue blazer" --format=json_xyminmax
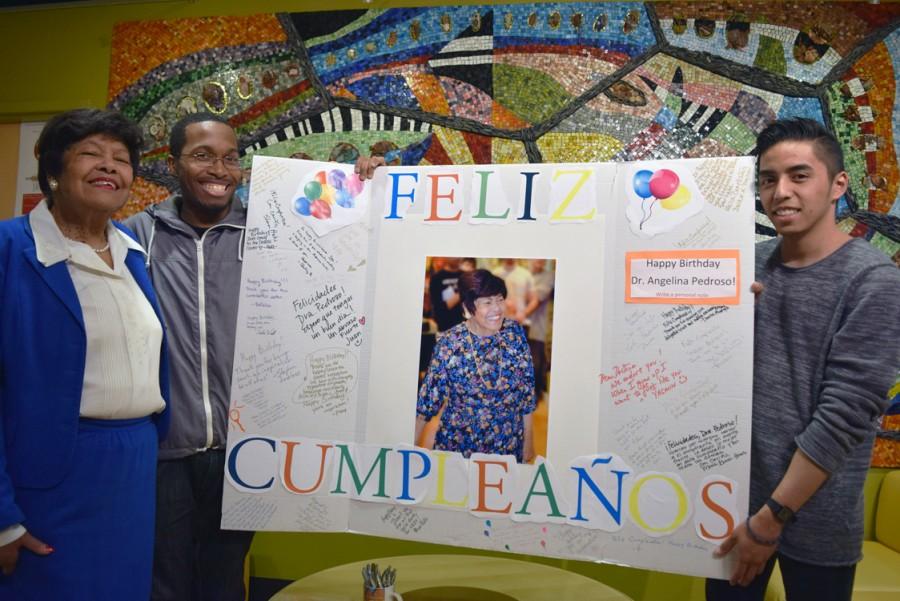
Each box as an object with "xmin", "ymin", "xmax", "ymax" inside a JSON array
[{"xmin": 0, "ymin": 215, "xmax": 170, "ymax": 530}]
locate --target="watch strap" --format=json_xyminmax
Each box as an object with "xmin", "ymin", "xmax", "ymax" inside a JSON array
[{"xmin": 765, "ymin": 497, "xmax": 796, "ymax": 524}]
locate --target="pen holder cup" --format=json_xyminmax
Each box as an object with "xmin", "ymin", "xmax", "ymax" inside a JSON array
[{"xmin": 364, "ymin": 585, "xmax": 403, "ymax": 601}]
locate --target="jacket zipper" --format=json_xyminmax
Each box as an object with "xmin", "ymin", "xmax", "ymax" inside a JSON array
[
  {"xmin": 196, "ymin": 236, "xmax": 214, "ymax": 449},
  {"xmin": 192, "ymin": 222, "xmax": 246, "ymax": 451}
]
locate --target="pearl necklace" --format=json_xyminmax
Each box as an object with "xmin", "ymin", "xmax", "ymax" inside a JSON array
[
  {"xmin": 465, "ymin": 321, "xmax": 507, "ymax": 391},
  {"xmin": 64, "ymin": 236, "xmax": 110, "ymax": 253}
]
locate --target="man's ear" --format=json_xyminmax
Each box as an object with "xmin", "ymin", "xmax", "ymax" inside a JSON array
[
  {"xmin": 167, "ymin": 155, "xmax": 177, "ymax": 176},
  {"xmin": 831, "ymin": 170, "xmax": 849, "ymax": 203}
]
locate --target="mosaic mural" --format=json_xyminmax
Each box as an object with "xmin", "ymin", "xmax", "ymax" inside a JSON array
[{"xmin": 106, "ymin": 2, "xmax": 900, "ymax": 465}]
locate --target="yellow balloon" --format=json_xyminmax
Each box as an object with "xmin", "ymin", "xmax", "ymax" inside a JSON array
[
  {"xmin": 661, "ymin": 184, "xmax": 690, "ymax": 210},
  {"xmin": 320, "ymin": 185, "xmax": 336, "ymax": 205}
]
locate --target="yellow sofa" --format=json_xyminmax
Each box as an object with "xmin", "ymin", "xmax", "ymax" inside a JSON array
[{"xmin": 766, "ymin": 470, "xmax": 900, "ymax": 601}]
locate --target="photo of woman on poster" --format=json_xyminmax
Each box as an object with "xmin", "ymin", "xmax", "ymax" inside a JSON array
[{"xmin": 415, "ymin": 268, "xmax": 537, "ymax": 462}]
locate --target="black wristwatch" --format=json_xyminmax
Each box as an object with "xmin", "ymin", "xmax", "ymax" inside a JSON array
[{"xmin": 765, "ymin": 497, "xmax": 797, "ymax": 524}]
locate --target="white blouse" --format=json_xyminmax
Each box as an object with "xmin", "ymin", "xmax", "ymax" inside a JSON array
[{"xmin": 30, "ymin": 200, "xmax": 166, "ymax": 419}]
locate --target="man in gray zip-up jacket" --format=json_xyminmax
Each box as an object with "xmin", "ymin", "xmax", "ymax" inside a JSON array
[{"xmin": 125, "ymin": 113, "xmax": 251, "ymax": 601}]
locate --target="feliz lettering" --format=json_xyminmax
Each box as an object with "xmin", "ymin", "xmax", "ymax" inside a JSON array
[{"xmin": 382, "ymin": 168, "xmax": 599, "ymax": 223}]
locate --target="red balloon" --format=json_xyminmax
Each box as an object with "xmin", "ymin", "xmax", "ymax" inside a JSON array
[
  {"xmin": 310, "ymin": 199, "xmax": 332, "ymax": 219},
  {"xmin": 315, "ymin": 170, "xmax": 327, "ymax": 185},
  {"xmin": 649, "ymin": 169, "xmax": 680, "ymax": 200}
]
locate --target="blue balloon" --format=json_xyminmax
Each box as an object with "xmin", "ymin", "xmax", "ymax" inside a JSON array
[
  {"xmin": 293, "ymin": 196, "xmax": 311, "ymax": 216},
  {"xmin": 633, "ymin": 169, "xmax": 654, "ymax": 199},
  {"xmin": 336, "ymin": 189, "xmax": 353, "ymax": 207}
]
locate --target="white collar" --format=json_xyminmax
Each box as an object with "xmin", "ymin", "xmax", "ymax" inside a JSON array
[{"xmin": 29, "ymin": 199, "xmax": 145, "ymax": 267}]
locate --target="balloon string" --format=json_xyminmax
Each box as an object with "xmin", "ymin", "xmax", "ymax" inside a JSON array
[{"xmin": 639, "ymin": 198, "xmax": 657, "ymax": 229}]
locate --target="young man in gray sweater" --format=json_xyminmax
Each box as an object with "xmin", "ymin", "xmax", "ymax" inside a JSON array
[
  {"xmin": 707, "ymin": 119, "xmax": 900, "ymax": 600},
  {"xmin": 126, "ymin": 113, "xmax": 251, "ymax": 601}
]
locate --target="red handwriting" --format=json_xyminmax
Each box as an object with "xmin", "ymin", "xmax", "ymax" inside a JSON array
[
  {"xmin": 599, "ymin": 357, "xmax": 688, "ymax": 406},
  {"xmin": 229, "ymin": 402, "xmax": 246, "ymax": 432}
]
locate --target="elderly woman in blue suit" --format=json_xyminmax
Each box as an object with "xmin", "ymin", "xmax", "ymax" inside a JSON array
[{"xmin": 0, "ymin": 109, "xmax": 169, "ymax": 600}]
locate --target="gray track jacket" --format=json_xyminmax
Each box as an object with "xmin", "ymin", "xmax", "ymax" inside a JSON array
[{"xmin": 125, "ymin": 195, "xmax": 246, "ymax": 460}]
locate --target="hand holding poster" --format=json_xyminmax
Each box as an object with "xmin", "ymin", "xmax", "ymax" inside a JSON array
[{"xmin": 222, "ymin": 155, "xmax": 756, "ymax": 579}]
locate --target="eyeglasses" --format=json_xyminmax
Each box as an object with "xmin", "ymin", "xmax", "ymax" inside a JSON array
[{"xmin": 180, "ymin": 151, "xmax": 241, "ymax": 169}]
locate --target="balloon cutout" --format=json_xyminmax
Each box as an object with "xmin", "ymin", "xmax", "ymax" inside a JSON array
[
  {"xmin": 292, "ymin": 169, "xmax": 365, "ymax": 220},
  {"xmin": 633, "ymin": 169, "xmax": 653, "ymax": 199},
  {"xmin": 661, "ymin": 185, "xmax": 691, "ymax": 210},
  {"xmin": 310, "ymin": 199, "xmax": 332, "ymax": 219},
  {"xmin": 304, "ymin": 180, "xmax": 322, "ymax": 201},
  {"xmin": 293, "ymin": 196, "xmax": 311, "ymax": 216},
  {"xmin": 648, "ymin": 169, "xmax": 680, "ymax": 199},
  {"xmin": 632, "ymin": 168, "xmax": 689, "ymax": 230}
]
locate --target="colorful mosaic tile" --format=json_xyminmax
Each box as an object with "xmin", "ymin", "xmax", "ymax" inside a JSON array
[
  {"xmin": 109, "ymin": 15, "xmax": 287, "ymax": 99},
  {"xmin": 249, "ymin": 130, "xmax": 430, "ymax": 165},
  {"xmin": 873, "ymin": 375, "xmax": 900, "ymax": 467},
  {"xmin": 653, "ymin": 2, "xmax": 900, "ymax": 84},
  {"xmin": 108, "ymin": 3, "xmax": 900, "ymax": 253},
  {"xmin": 302, "ymin": 4, "xmax": 655, "ymax": 130},
  {"xmin": 827, "ymin": 38, "xmax": 899, "ymax": 216},
  {"xmin": 112, "ymin": 177, "xmax": 170, "ymax": 221},
  {"xmin": 491, "ymin": 138, "xmax": 528, "ymax": 164},
  {"xmin": 873, "ymin": 413, "xmax": 900, "ymax": 468},
  {"xmin": 552, "ymin": 54, "xmax": 823, "ymax": 164},
  {"xmin": 537, "ymin": 132, "xmax": 623, "ymax": 163}
]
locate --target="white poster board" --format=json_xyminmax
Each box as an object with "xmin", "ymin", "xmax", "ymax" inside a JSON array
[{"xmin": 222, "ymin": 156, "xmax": 756, "ymax": 579}]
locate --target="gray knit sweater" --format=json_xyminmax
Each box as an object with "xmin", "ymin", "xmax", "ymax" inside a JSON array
[{"xmin": 752, "ymin": 237, "xmax": 900, "ymax": 565}]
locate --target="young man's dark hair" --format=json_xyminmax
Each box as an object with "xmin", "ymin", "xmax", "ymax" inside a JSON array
[
  {"xmin": 753, "ymin": 118, "xmax": 845, "ymax": 179},
  {"xmin": 168, "ymin": 112, "xmax": 231, "ymax": 158}
]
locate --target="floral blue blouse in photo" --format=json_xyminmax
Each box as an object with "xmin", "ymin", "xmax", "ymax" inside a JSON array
[{"xmin": 417, "ymin": 318, "xmax": 536, "ymax": 461}]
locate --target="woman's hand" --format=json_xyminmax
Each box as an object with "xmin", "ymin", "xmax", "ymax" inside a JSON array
[
  {"xmin": 523, "ymin": 414, "xmax": 535, "ymax": 463},
  {"xmin": 0, "ymin": 531, "xmax": 53, "ymax": 575},
  {"xmin": 415, "ymin": 415, "xmax": 433, "ymax": 449},
  {"xmin": 523, "ymin": 443, "xmax": 535, "ymax": 463}
]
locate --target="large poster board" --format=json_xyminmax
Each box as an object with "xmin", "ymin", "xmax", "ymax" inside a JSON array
[{"xmin": 222, "ymin": 155, "xmax": 756, "ymax": 578}]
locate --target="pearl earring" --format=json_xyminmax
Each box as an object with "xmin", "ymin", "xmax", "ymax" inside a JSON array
[{"xmin": 48, "ymin": 177, "xmax": 58, "ymax": 191}]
